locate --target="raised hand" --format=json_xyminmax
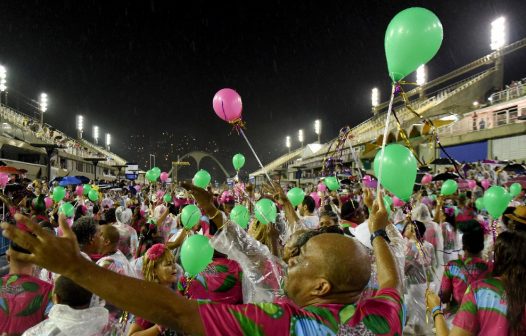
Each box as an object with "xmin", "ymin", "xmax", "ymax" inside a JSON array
[
  {"xmin": 368, "ymin": 190, "xmax": 389, "ymax": 233},
  {"xmin": 181, "ymin": 182, "xmax": 213, "ymax": 209},
  {"xmin": 1, "ymin": 213, "xmax": 83, "ymax": 276}
]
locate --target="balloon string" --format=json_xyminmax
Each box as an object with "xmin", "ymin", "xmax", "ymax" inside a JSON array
[
  {"xmin": 376, "ymin": 84, "xmax": 396, "ymax": 195},
  {"xmin": 239, "ymin": 128, "xmax": 273, "ymax": 184},
  {"xmin": 344, "ymin": 136, "xmax": 363, "ymax": 180}
]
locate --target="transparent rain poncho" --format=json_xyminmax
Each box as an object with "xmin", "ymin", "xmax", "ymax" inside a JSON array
[
  {"xmin": 210, "ymin": 218, "xmax": 286, "ymax": 303},
  {"xmin": 354, "ymin": 222, "xmax": 406, "ymax": 299}
]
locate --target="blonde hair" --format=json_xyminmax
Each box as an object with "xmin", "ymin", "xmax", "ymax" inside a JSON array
[{"xmin": 142, "ymin": 247, "xmax": 175, "ymax": 282}]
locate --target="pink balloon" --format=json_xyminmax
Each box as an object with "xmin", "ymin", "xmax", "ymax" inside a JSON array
[
  {"xmin": 309, "ymin": 192, "xmax": 321, "ymax": 208},
  {"xmin": 212, "ymin": 88, "xmax": 243, "ymax": 122},
  {"xmin": 481, "ymin": 179, "xmax": 490, "ymax": 190},
  {"xmin": 44, "ymin": 197, "xmax": 53, "ymax": 209},
  {"xmin": 160, "ymin": 172, "xmax": 169, "ymax": 182},
  {"xmin": 392, "ymin": 196, "xmax": 405, "ymax": 207},
  {"xmin": 134, "ymin": 185, "xmax": 141, "ymax": 192},
  {"xmin": 317, "ymin": 183, "xmax": 327, "ymax": 193},
  {"xmin": 421, "ymin": 173, "xmax": 433, "ymax": 185},
  {"xmin": 156, "ymin": 190, "xmax": 165, "ymax": 200},
  {"xmin": 467, "ymin": 180, "xmax": 476, "ymax": 189},
  {"xmin": 0, "ymin": 173, "xmax": 8, "ymax": 188},
  {"xmin": 363, "ymin": 175, "xmax": 372, "ymax": 182},
  {"xmin": 75, "ymin": 185, "xmax": 84, "ymax": 196}
]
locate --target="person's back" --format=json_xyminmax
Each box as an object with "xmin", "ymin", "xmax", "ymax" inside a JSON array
[
  {"xmin": 22, "ymin": 276, "xmax": 110, "ymax": 336},
  {"xmin": 0, "ymin": 245, "xmax": 53, "ymax": 336},
  {"xmin": 440, "ymin": 220, "xmax": 490, "ymax": 316}
]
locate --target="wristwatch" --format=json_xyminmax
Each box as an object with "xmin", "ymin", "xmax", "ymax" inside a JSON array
[{"xmin": 370, "ymin": 229, "xmax": 391, "ymax": 245}]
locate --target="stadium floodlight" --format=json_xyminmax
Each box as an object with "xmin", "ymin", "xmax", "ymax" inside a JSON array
[
  {"xmin": 371, "ymin": 88, "xmax": 379, "ymax": 107},
  {"xmin": 39, "ymin": 93, "xmax": 48, "ymax": 112},
  {"xmin": 416, "ymin": 65, "xmax": 426, "ymax": 86},
  {"xmin": 93, "ymin": 126, "xmax": 99, "ymax": 144},
  {"xmin": 0, "ymin": 65, "xmax": 6, "ymax": 92},
  {"xmin": 76, "ymin": 115, "xmax": 84, "ymax": 131},
  {"xmin": 314, "ymin": 119, "xmax": 321, "ymax": 142},
  {"xmin": 490, "ymin": 17, "xmax": 506, "ymax": 50}
]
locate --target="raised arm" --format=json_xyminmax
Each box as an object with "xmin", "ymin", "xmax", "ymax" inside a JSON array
[
  {"xmin": 2, "ymin": 214, "xmax": 205, "ymax": 335},
  {"xmin": 366, "ymin": 189, "xmax": 401, "ymax": 292}
]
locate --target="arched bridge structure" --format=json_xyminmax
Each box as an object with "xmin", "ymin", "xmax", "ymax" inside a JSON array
[{"xmin": 176, "ymin": 151, "xmax": 230, "ymax": 178}]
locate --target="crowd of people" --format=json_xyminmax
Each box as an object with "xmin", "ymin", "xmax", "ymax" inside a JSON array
[{"xmin": 0, "ymin": 159, "xmax": 525, "ymax": 335}]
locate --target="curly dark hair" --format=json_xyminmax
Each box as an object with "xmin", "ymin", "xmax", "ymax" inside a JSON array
[
  {"xmin": 493, "ymin": 231, "xmax": 526, "ymax": 335},
  {"xmin": 72, "ymin": 216, "xmax": 97, "ymax": 246}
]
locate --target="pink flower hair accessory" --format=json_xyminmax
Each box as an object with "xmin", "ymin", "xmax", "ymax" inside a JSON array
[{"xmin": 146, "ymin": 243, "xmax": 166, "ymax": 261}]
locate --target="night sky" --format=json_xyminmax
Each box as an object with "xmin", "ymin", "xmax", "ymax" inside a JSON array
[{"xmin": 1, "ymin": 0, "xmax": 526, "ymax": 178}]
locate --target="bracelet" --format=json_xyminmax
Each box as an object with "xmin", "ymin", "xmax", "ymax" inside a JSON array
[
  {"xmin": 370, "ymin": 229, "xmax": 391, "ymax": 245},
  {"xmin": 433, "ymin": 312, "xmax": 444, "ymax": 321},
  {"xmin": 431, "ymin": 305, "xmax": 442, "ymax": 316}
]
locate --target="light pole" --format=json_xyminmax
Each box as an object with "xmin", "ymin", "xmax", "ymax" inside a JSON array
[
  {"xmin": 105, "ymin": 133, "xmax": 111, "ymax": 151},
  {"xmin": 286, "ymin": 135, "xmax": 291, "ymax": 153},
  {"xmin": 0, "ymin": 65, "xmax": 6, "ymax": 105},
  {"xmin": 314, "ymin": 119, "xmax": 321, "ymax": 143},
  {"xmin": 491, "ymin": 16, "xmax": 506, "ymax": 89},
  {"xmin": 149, "ymin": 154, "xmax": 156, "ymax": 169},
  {"xmin": 371, "ymin": 88, "xmax": 379, "ymax": 114},
  {"xmin": 298, "ymin": 129, "xmax": 304, "ymax": 148},
  {"xmin": 39, "ymin": 93, "xmax": 48, "ymax": 125},
  {"xmin": 76, "ymin": 115, "xmax": 84, "ymax": 139},
  {"xmin": 416, "ymin": 65, "xmax": 426, "ymax": 86},
  {"xmin": 416, "ymin": 65, "xmax": 426, "ymax": 98},
  {"xmin": 490, "ymin": 17, "xmax": 506, "ymax": 51},
  {"xmin": 93, "ymin": 126, "xmax": 99, "ymax": 145}
]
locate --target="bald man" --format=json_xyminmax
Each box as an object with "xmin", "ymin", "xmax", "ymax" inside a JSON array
[{"xmin": 3, "ymin": 187, "xmax": 403, "ymax": 335}]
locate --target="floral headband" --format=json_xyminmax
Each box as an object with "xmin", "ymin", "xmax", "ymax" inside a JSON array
[{"xmin": 146, "ymin": 243, "xmax": 166, "ymax": 261}]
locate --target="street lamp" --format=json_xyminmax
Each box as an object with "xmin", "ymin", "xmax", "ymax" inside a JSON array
[
  {"xmin": 93, "ymin": 126, "xmax": 99, "ymax": 145},
  {"xmin": 39, "ymin": 93, "xmax": 48, "ymax": 125},
  {"xmin": 490, "ymin": 17, "xmax": 506, "ymax": 50},
  {"xmin": 105, "ymin": 133, "xmax": 111, "ymax": 151},
  {"xmin": 286, "ymin": 135, "xmax": 291, "ymax": 153},
  {"xmin": 371, "ymin": 88, "xmax": 379, "ymax": 108},
  {"xmin": 0, "ymin": 65, "xmax": 6, "ymax": 105},
  {"xmin": 416, "ymin": 65, "xmax": 426, "ymax": 86},
  {"xmin": 314, "ymin": 119, "xmax": 321, "ymax": 143},
  {"xmin": 76, "ymin": 115, "xmax": 84, "ymax": 139},
  {"xmin": 298, "ymin": 129, "xmax": 304, "ymax": 148}
]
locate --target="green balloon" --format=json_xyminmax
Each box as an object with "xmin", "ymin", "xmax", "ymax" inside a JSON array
[
  {"xmin": 373, "ymin": 144, "xmax": 417, "ymax": 201},
  {"xmin": 510, "ymin": 182, "xmax": 522, "ymax": 197},
  {"xmin": 383, "ymin": 195, "xmax": 393, "ymax": 215},
  {"xmin": 88, "ymin": 189, "xmax": 99, "ymax": 202},
  {"xmin": 52, "ymin": 186, "xmax": 66, "ymax": 202},
  {"xmin": 163, "ymin": 194, "xmax": 172, "ymax": 203},
  {"xmin": 180, "ymin": 234, "xmax": 213, "ymax": 276},
  {"xmin": 193, "ymin": 169, "xmax": 211, "ymax": 189},
  {"xmin": 475, "ymin": 197, "xmax": 485, "ymax": 211},
  {"xmin": 151, "ymin": 167, "xmax": 161, "ymax": 176},
  {"xmin": 59, "ymin": 202, "xmax": 75, "ymax": 217},
  {"xmin": 232, "ymin": 153, "xmax": 246, "ymax": 171},
  {"xmin": 145, "ymin": 170, "xmax": 158, "ymax": 182},
  {"xmin": 483, "ymin": 186, "xmax": 511, "ymax": 218},
  {"xmin": 230, "ymin": 205, "xmax": 250, "ymax": 229},
  {"xmin": 287, "ymin": 187, "xmax": 305, "ymax": 207},
  {"xmin": 83, "ymin": 184, "xmax": 92, "ymax": 196},
  {"xmin": 440, "ymin": 179, "xmax": 458, "ymax": 196},
  {"xmin": 385, "ymin": 7, "xmax": 443, "ymax": 82},
  {"xmin": 324, "ymin": 176, "xmax": 340, "ymax": 191},
  {"xmin": 181, "ymin": 204, "xmax": 201, "ymax": 229},
  {"xmin": 254, "ymin": 198, "xmax": 277, "ymax": 224}
]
